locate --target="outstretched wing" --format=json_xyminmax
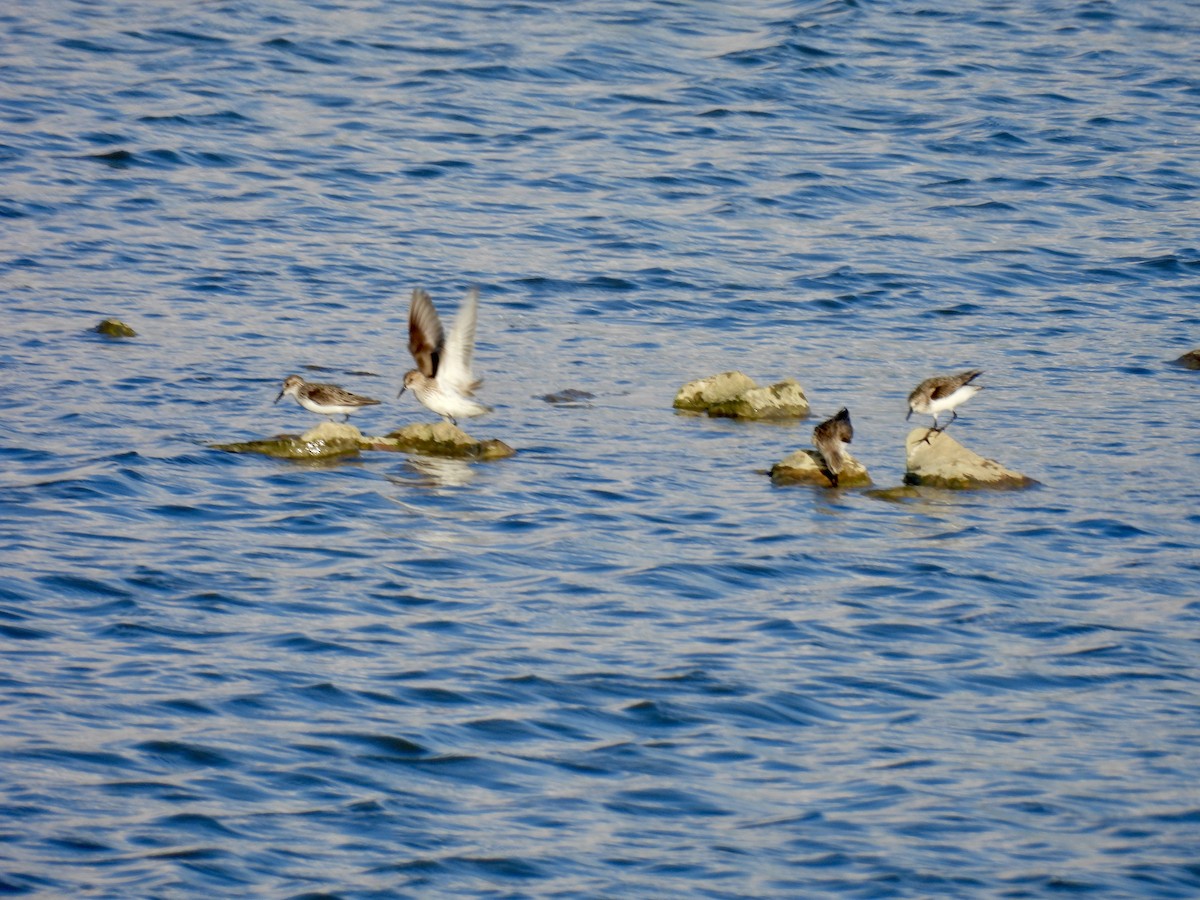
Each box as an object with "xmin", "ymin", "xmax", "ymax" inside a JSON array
[
  {"xmin": 439, "ymin": 287, "xmax": 482, "ymax": 394},
  {"xmin": 408, "ymin": 288, "xmax": 444, "ymax": 378}
]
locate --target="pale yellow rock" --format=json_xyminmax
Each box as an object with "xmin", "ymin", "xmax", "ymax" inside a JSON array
[
  {"xmin": 379, "ymin": 421, "xmax": 515, "ymax": 460},
  {"xmin": 770, "ymin": 448, "xmax": 871, "ymax": 488},
  {"xmin": 705, "ymin": 378, "xmax": 810, "ymax": 420},
  {"xmin": 904, "ymin": 428, "xmax": 1036, "ymax": 489},
  {"xmin": 302, "ymin": 422, "xmax": 363, "ymax": 443},
  {"xmin": 673, "ymin": 371, "xmax": 759, "ymax": 411}
]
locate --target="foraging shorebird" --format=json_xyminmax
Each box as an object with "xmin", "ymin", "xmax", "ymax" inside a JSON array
[
  {"xmin": 907, "ymin": 370, "xmax": 983, "ymax": 441},
  {"xmin": 400, "ymin": 287, "xmax": 491, "ymax": 425},
  {"xmin": 275, "ymin": 374, "xmax": 381, "ymax": 422},
  {"xmin": 812, "ymin": 407, "xmax": 853, "ymax": 487}
]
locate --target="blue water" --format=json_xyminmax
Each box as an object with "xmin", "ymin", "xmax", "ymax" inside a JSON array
[{"xmin": 2, "ymin": 1, "xmax": 1199, "ymax": 896}]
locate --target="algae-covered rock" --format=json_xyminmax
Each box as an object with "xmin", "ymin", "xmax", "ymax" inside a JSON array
[
  {"xmin": 770, "ymin": 448, "xmax": 871, "ymax": 488},
  {"xmin": 1175, "ymin": 349, "xmax": 1200, "ymax": 370},
  {"xmin": 706, "ymin": 378, "xmax": 810, "ymax": 420},
  {"xmin": 214, "ymin": 421, "xmax": 363, "ymax": 461},
  {"xmin": 215, "ymin": 420, "xmax": 514, "ymax": 463},
  {"xmin": 674, "ymin": 371, "xmax": 759, "ymax": 412},
  {"xmin": 378, "ymin": 421, "xmax": 515, "ymax": 460},
  {"xmin": 903, "ymin": 428, "xmax": 1037, "ymax": 490},
  {"xmin": 93, "ymin": 318, "xmax": 137, "ymax": 338}
]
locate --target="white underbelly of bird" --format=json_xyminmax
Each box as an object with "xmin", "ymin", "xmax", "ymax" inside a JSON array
[{"xmin": 403, "ymin": 373, "xmax": 490, "ymax": 422}]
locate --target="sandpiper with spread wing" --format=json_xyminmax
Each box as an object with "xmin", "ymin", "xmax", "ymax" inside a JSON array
[{"xmin": 400, "ymin": 287, "xmax": 491, "ymax": 425}]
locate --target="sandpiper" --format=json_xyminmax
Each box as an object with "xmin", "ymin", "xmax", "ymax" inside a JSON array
[
  {"xmin": 812, "ymin": 407, "xmax": 853, "ymax": 487},
  {"xmin": 275, "ymin": 374, "xmax": 381, "ymax": 422},
  {"xmin": 907, "ymin": 369, "xmax": 983, "ymax": 441},
  {"xmin": 400, "ymin": 287, "xmax": 491, "ymax": 425}
]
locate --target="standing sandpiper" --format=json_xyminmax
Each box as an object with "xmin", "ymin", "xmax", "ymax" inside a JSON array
[
  {"xmin": 400, "ymin": 287, "xmax": 491, "ymax": 425},
  {"xmin": 906, "ymin": 370, "xmax": 983, "ymax": 441},
  {"xmin": 275, "ymin": 374, "xmax": 381, "ymax": 422},
  {"xmin": 812, "ymin": 407, "xmax": 853, "ymax": 487}
]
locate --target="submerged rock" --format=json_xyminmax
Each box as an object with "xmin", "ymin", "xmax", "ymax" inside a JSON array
[
  {"xmin": 540, "ymin": 388, "xmax": 595, "ymax": 405},
  {"xmin": 770, "ymin": 448, "xmax": 871, "ymax": 488},
  {"xmin": 213, "ymin": 421, "xmax": 363, "ymax": 461},
  {"xmin": 864, "ymin": 485, "xmax": 925, "ymax": 503},
  {"xmin": 903, "ymin": 428, "xmax": 1037, "ymax": 489},
  {"xmin": 675, "ymin": 372, "xmax": 809, "ymax": 420},
  {"xmin": 1175, "ymin": 349, "xmax": 1200, "ymax": 370},
  {"xmin": 674, "ymin": 371, "xmax": 759, "ymax": 412},
  {"xmin": 378, "ymin": 421, "xmax": 515, "ymax": 460},
  {"xmin": 93, "ymin": 318, "xmax": 137, "ymax": 338}
]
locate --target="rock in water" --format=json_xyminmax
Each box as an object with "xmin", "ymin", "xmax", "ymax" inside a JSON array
[
  {"xmin": 379, "ymin": 421, "xmax": 514, "ymax": 460},
  {"xmin": 213, "ymin": 420, "xmax": 514, "ymax": 461},
  {"xmin": 904, "ymin": 428, "xmax": 1037, "ymax": 489},
  {"xmin": 770, "ymin": 448, "xmax": 871, "ymax": 488},
  {"xmin": 93, "ymin": 318, "xmax": 137, "ymax": 338},
  {"xmin": 1175, "ymin": 349, "xmax": 1200, "ymax": 370},
  {"xmin": 302, "ymin": 422, "xmax": 362, "ymax": 444},
  {"xmin": 217, "ymin": 422, "xmax": 516, "ymax": 465},
  {"xmin": 213, "ymin": 421, "xmax": 363, "ymax": 461},
  {"xmin": 706, "ymin": 378, "xmax": 809, "ymax": 420},
  {"xmin": 540, "ymin": 389, "xmax": 595, "ymax": 405},
  {"xmin": 675, "ymin": 372, "xmax": 810, "ymax": 420},
  {"xmin": 674, "ymin": 371, "xmax": 760, "ymax": 412}
]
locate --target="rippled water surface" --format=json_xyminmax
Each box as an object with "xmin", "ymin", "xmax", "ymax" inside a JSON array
[{"xmin": 3, "ymin": 1, "xmax": 1200, "ymax": 896}]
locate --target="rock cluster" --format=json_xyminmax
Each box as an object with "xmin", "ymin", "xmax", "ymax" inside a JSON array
[
  {"xmin": 674, "ymin": 371, "xmax": 809, "ymax": 420},
  {"xmin": 215, "ymin": 421, "xmax": 513, "ymax": 462},
  {"xmin": 677, "ymin": 371, "xmax": 1039, "ymax": 491}
]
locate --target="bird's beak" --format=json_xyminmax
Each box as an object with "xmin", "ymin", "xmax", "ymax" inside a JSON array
[
  {"xmin": 397, "ymin": 385, "xmax": 406, "ymax": 398},
  {"xmin": 274, "ymin": 390, "xmax": 284, "ymax": 404},
  {"xmin": 905, "ymin": 408, "xmax": 912, "ymax": 420}
]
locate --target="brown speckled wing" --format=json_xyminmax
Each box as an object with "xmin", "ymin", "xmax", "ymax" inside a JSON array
[
  {"xmin": 408, "ymin": 288, "xmax": 445, "ymax": 378},
  {"xmin": 930, "ymin": 369, "xmax": 982, "ymax": 400},
  {"xmin": 928, "ymin": 380, "xmax": 955, "ymax": 400},
  {"xmin": 309, "ymin": 383, "xmax": 379, "ymax": 407}
]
